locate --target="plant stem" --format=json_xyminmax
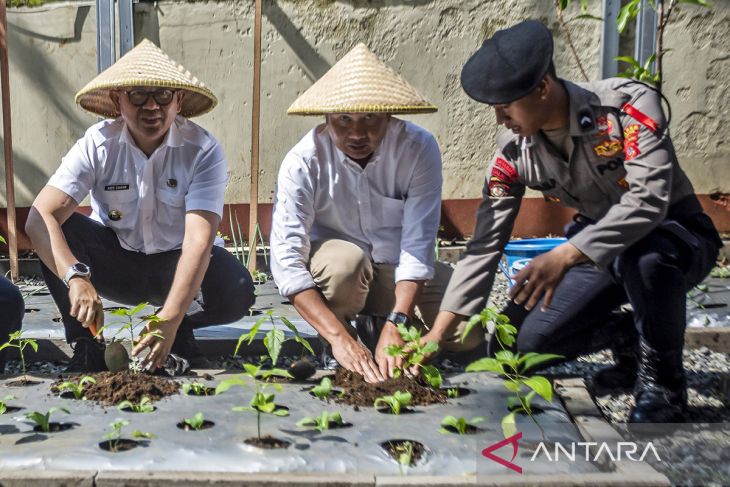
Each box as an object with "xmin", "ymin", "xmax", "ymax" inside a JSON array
[
  {"xmin": 19, "ymin": 344, "xmax": 26, "ymax": 380},
  {"xmin": 257, "ymin": 410, "xmax": 261, "ymax": 439},
  {"xmin": 554, "ymin": 0, "xmax": 590, "ymax": 81}
]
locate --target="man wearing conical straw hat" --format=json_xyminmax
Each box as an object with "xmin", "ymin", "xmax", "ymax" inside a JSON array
[
  {"xmin": 271, "ymin": 44, "xmax": 483, "ymax": 383},
  {"xmin": 25, "ymin": 40, "xmax": 255, "ymax": 373}
]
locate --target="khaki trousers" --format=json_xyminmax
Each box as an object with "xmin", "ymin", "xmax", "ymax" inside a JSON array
[{"xmin": 309, "ymin": 239, "xmax": 483, "ymax": 352}]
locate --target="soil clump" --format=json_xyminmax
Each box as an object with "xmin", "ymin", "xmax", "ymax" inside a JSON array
[
  {"xmin": 52, "ymin": 371, "xmax": 179, "ymax": 406},
  {"xmin": 332, "ymin": 369, "xmax": 446, "ymax": 407},
  {"xmin": 244, "ymin": 435, "xmax": 291, "ymax": 449}
]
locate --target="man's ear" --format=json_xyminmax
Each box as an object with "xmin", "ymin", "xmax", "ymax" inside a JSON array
[
  {"xmin": 110, "ymin": 90, "xmax": 121, "ymax": 111},
  {"xmin": 175, "ymin": 90, "xmax": 186, "ymax": 113},
  {"xmin": 537, "ymin": 77, "xmax": 551, "ymax": 100}
]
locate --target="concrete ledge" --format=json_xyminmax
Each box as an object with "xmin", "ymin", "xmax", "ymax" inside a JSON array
[
  {"xmin": 685, "ymin": 327, "xmax": 730, "ymax": 352},
  {"xmin": 0, "ymin": 470, "xmax": 95, "ymax": 487},
  {"xmin": 94, "ymin": 472, "xmax": 374, "ymax": 487}
]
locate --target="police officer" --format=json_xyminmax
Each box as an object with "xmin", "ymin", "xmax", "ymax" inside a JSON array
[
  {"xmin": 421, "ymin": 20, "xmax": 722, "ymax": 423},
  {"xmin": 25, "ymin": 40, "xmax": 255, "ymax": 372}
]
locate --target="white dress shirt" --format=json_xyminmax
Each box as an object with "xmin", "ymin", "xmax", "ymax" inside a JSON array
[
  {"xmin": 271, "ymin": 117, "xmax": 442, "ymax": 297},
  {"xmin": 48, "ymin": 116, "xmax": 227, "ymax": 254}
]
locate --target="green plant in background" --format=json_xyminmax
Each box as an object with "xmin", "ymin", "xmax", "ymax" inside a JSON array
[
  {"xmin": 7, "ymin": 0, "xmax": 46, "ymax": 7},
  {"xmin": 234, "ymin": 309, "xmax": 314, "ymax": 369},
  {"xmin": 556, "ymin": 0, "xmax": 711, "ymax": 92},
  {"xmin": 385, "ymin": 323, "xmax": 442, "ymax": 388},
  {"xmin": 182, "ymin": 382, "xmax": 213, "ymax": 396},
  {"xmin": 374, "ymin": 391, "xmax": 412, "ymax": 415},
  {"xmin": 25, "ymin": 407, "xmax": 69, "ymax": 433},
  {"xmin": 296, "ymin": 411, "xmax": 345, "ymax": 432},
  {"xmin": 462, "ymin": 307, "xmax": 561, "ymax": 438},
  {"xmin": 439, "ymin": 415, "xmax": 485, "ymax": 435},
  {"xmin": 183, "ymin": 412, "xmax": 207, "ymax": 431},
  {"xmin": 228, "ymin": 208, "xmax": 269, "ymax": 273},
  {"xmin": 711, "ymin": 265, "xmax": 730, "ymax": 279},
  {"xmin": 0, "ymin": 395, "xmax": 15, "ymax": 414},
  {"xmin": 216, "ymin": 363, "xmax": 289, "ymax": 440},
  {"xmin": 117, "ymin": 396, "xmax": 155, "ymax": 413},
  {"xmin": 0, "ymin": 330, "xmax": 38, "ymax": 380},
  {"xmin": 56, "ymin": 375, "xmax": 96, "ymax": 400}
]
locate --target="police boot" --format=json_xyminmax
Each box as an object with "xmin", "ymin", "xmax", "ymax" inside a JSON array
[
  {"xmin": 592, "ymin": 322, "xmax": 639, "ymax": 391},
  {"xmin": 628, "ymin": 338, "xmax": 686, "ymax": 424}
]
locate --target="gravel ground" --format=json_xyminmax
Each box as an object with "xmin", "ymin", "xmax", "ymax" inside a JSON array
[{"xmin": 6, "ymin": 272, "xmax": 730, "ymax": 485}]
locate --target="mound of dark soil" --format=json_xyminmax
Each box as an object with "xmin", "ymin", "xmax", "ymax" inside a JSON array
[
  {"xmin": 332, "ymin": 369, "xmax": 446, "ymax": 407},
  {"xmin": 52, "ymin": 372, "xmax": 179, "ymax": 406}
]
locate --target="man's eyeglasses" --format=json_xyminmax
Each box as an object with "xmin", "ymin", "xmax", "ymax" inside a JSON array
[{"xmin": 125, "ymin": 89, "xmax": 176, "ymax": 107}]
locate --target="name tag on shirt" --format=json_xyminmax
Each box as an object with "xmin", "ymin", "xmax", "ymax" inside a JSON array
[{"xmin": 104, "ymin": 184, "xmax": 130, "ymax": 191}]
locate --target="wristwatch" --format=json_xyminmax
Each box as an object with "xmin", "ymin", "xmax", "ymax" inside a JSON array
[
  {"xmin": 386, "ymin": 311, "xmax": 409, "ymax": 327},
  {"xmin": 63, "ymin": 262, "xmax": 91, "ymax": 287}
]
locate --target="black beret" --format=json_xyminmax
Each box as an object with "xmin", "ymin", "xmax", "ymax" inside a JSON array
[{"xmin": 461, "ymin": 20, "xmax": 554, "ymax": 105}]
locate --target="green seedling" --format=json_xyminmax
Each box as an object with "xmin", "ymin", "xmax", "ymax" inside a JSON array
[
  {"xmin": 0, "ymin": 395, "xmax": 16, "ymax": 414},
  {"xmin": 234, "ymin": 310, "xmax": 314, "ymax": 368},
  {"xmin": 104, "ymin": 419, "xmax": 129, "ymax": 452},
  {"xmin": 95, "ymin": 302, "xmax": 163, "ymax": 374},
  {"xmin": 446, "ymin": 387, "xmax": 460, "ymax": 399},
  {"xmin": 296, "ymin": 411, "xmax": 344, "ymax": 432},
  {"xmin": 117, "ymin": 396, "xmax": 155, "ymax": 413},
  {"xmin": 56, "ymin": 376, "xmax": 96, "ymax": 400},
  {"xmin": 0, "ymin": 330, "xmax": 38, "ymax": 380},
  {"xmin": 183, "ymin": 412, "xmax": 207, "ymax": 431},
  {"xmin": 182, "ymin": 382, "xmax": 213, "ymax": 396},
  {"xmin": 463, "ymin": 306, "xmax": 561, "ymax": 438},
  {"xmin": 374, "ymin": 391, "xmax": 412, "ymax": 415},
  {"xmin": 310, "ymin": 377, "xmax": 342, "ymax": 400},
  {"xmin": 394, "ymin": 440, "xmax": 415, "ymax": 474},
  {"xmin": 439, "ymin": 415, "xmax": 485, "ymax": 435},
  {"xmin": 132, "ymin": 430, "xmax": 155, "ymax": 439},
  {"xmin": 711, "ymin": 266, "xmax": 730, "ymax": 279},
  {"xmin": 25, "ymin": 407, "xmax": 70, "ymax": 433},
  {"xmin": 385, "ymin": 323, "xmax": 442, "ymax": 388},
  {"xmin": 216, "ymin": 363, "xmax": 289, "ymax": 439}
]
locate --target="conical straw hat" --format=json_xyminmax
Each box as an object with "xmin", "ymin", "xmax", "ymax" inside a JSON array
[
  {"xmin": 75, "ymin": 39, "xmax": 217, "ymax": 118},
  {"xmin": 287, "ymin": 43, "xmax": 436, "ymax": 115}
]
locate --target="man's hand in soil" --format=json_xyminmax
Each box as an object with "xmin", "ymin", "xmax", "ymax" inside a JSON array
[
  {"xmin": 68, "ymin": 278, "xmax": 104, "ymax": 332},
  {"xmin": 131, "ymin": 316, "xmax": 180, "ymax": 371},
  {"xmin": 374, "ymin": 321, "xmax": 406, "ymax": 379},
  {"xmin": 509, "ymin": 242, "xmax": 586, "ymax": 311},
  {"xmin": 332, "ymin": 335, "xmax": 385, "ymax": 384}
]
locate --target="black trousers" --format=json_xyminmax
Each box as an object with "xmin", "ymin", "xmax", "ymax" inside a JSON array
[
  {"xmin": 0, "ymin": 275, "xmax": 24, "ymax": 371},
  {"xmin": 41, "ymin": 213, "xmax": 255, "ymax": 343},
  {"xmin": 501, "ymin": 211, "xmax": 721, "ymax": 361}
]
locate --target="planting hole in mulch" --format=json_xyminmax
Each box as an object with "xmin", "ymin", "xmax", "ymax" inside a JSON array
[
  {"xmin": 442, "ymin": 387, "xmax": 472, "ymax": 399},
  {"xmin": 332, "ymin": 369, "xmax": 446, "ymax": 407},
  {"xmin": 441, "ymin": 424, "xmax": 480, "ymax": 435},
  {"xmin": 376, "ymin": 406, "xmax": 416, "ymax": 415},
  {"xmin": 308, "ymin": 389, "xmax": 343, "ymax": 400},
  {"xmin": 103, "ymin": 306, "xmax": 130, "ymax": 312},
  {"xmin": 176, "ymin": 420, "xmax": 215, "ymax": 431},
  {"xmin": 24, "ymin": 308, "xmax": 40, "ymax": 313},
  {"xmin": 0, "ymin": 406, "xmax": 22, "ymax": 414},
  {"xmin": 244, "ymin": 435, "xmax": 291, "ymax": 449},
  {"xmin": 52, "ymin": 371, "xmax": 179, "ymax": 406},
  {"xmin": 5, "ymin": 378, "xmax": 42, "ymax": 387},
  {"xmin": 184, "ymin": 386, "xmax": 216, "ymax": 397},
  {"xmin": 98, "ymin": 439, "xmax": 139, "ymax": 452},
  {"xmin": 59, "ymin": 391, "xmax": 85, "ymax": 400},
  {"xmin": 33, "ymin": 422, "xmax": 74, "ymax": 433},
  {"xmin": 119, "ymin": 405, "xmax": 157, "ymax": 413},
  {"xmin": 380, "ymin": 439, "xmax": 427, "ymax": 466},
  {"xmin": 52, "ymin": 317, "xmax": 62, "ymax": 322}
]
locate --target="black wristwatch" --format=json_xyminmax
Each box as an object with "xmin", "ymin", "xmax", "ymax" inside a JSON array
[{"xmin": 386, "ymin": 311, "xmax": 409, "ymax": 327}]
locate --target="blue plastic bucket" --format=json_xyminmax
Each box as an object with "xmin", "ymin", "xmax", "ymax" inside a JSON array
[{"xmin": 499, "ymin": 238, "xmax": 567, "ymax": 286}]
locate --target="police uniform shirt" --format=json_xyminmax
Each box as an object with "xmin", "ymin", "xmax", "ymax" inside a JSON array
[
  {"xmin": 270, "ymin": 118, "xmax": 443, "ymax": 298},
  {"xmin": 441, "ymin": 78, "xmax": 697, "ymax": 317},
  {"xmin": 48, "ymin": 115, "xmax": 227, "ymax": 254}
]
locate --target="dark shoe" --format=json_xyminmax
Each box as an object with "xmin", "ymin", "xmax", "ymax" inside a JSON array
[
  {"xmin": 320, "ymin": 345, "xmax": 340, "ymax": 370},
  {"xmin": 66, "ymin": 337, "xmax": 107, "ymax": 372},
  {"xmin": 355, "ymin": 314, "xmax": 384, "ymax": 355},
  {"xmin": 628, "ymin": 339, "xmax": 686, "ymax": 424},
  {"xmin": 171, "ymin": 327, "xmax": 210, "ymax": 369}
]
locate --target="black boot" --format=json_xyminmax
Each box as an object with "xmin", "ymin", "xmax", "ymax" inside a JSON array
[
  {"xmin": 66, "ymin": 337, "xmax": 107, "ymax": 373},
  {"xmin": 591, "ymin": 311, "xmax": 638, "ymax": 391},
  {"xmin": 628, "ymin": 339, "xmax": 686, "ymax": 423}
]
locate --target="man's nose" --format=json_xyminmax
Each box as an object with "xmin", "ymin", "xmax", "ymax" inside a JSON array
[
  {"xmin": 142, "ymin": 94, "xmax": 160, "ymax": 110},
  {"xmin": 349, "ymin": 119, "xmax": 368, "ymax": 139}
]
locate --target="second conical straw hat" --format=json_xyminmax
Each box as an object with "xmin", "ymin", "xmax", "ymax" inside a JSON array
[
  {"xmin": 75, "ymin": 39, "xmax": 217, "ymax": 118},
  {"xmin": 287, "ymin": 43, "xmax": 437, "ymax": 115}
]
